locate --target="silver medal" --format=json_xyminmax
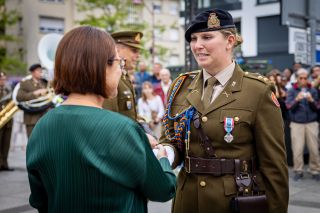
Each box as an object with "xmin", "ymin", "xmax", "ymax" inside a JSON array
[{"xmin": 224, "ymin": 133, "xmax": 234, "ymax": 143}]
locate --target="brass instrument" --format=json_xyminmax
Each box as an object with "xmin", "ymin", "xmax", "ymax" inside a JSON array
[{"xmin": 0, "ymin": 100, "xmax": 19, "ymax": 129}]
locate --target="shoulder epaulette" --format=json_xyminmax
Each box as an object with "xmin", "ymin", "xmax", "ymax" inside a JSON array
[
  {"xmin": 243, "ymin": 71, "xmax": 271, "ymax": 85},
  {"xmin": 178, "ymin": 70, "xmax": 201, "ymax": 78}
]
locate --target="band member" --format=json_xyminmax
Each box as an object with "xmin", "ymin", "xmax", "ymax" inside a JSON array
[
  {"xmin": 0, "ymin": 72, "xmax": 14, "ymax": 171},
  {"xmin": 103, "ymin": 31, "xmax": 142, "ymax": 120},
  {"xmin": 160, "ymin": 9, "xmax": 288, "ymax": 213},
  {"xmin": 16, "ymin": 64, "xmax": 49, "ymax": 137}
]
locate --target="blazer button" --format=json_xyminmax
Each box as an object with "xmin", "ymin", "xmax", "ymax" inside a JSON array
[
  {"xmin": 234, "ymin": 116, "xmax": 239, "ymax": 122},
  {"xmin": 202, "ymin": 116, "xmax": 208, "ymax": 122},
  {"xmin": 200, "ymin": 181, "xmax": 206, "ymax": 187}
]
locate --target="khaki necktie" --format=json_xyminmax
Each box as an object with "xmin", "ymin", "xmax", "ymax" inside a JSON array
[{"xmin": 203, "ymin": 77, "xmax": 217, "ymax": 109}]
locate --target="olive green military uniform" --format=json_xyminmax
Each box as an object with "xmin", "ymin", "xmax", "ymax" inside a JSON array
[
  {"xmin": 0, "ymin": 85, "xmax": 13, "ymax": 169},
  {"xmin": 16, "ymin": 78, "xmax": 48, "ymax": 137},
  {"xmin": 103, "ymin": 31, "xmax": 143, "ymax": 120},
  {"xmin": 160, "ymin": 65, "xmax": 288, "ymax": 213},
  {"xmin": 103, "ymin": 73, "xmax": 137, "ymax": 120}
]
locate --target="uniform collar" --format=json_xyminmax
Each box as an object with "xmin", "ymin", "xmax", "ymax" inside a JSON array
[{"xmin": 203, "ymin": 61, "xmax": 235, "ymax": 86}]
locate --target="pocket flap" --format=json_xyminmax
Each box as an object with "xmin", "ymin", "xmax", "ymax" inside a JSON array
[
  {"xmin": 219, "ymin": 108, "xmax": 253, "ymax": 125},
  {"xmin": 223, "ymin": 175, "xmax": 237, "ymax": 196}
]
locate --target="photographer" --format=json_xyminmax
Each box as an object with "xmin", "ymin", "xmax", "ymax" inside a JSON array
[{"xmin": 286, "ymin": 68, "xmax": 320, "ymax": 181}]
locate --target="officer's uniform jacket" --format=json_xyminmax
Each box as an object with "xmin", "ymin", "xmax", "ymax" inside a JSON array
[
  {"xmin": 103, "ymin": 72, "xmax": 137, "ymax": 120},
  {"xmin": 0, "ymin": 85, "xmax": 13, "ymax": 127},
  {"xmin": 160, "ymin": 64, "xmax": 289, "ymax": 213},
  {"xmin": 16, "ymin": 78, "xmax": 47, "ymax": 125}
]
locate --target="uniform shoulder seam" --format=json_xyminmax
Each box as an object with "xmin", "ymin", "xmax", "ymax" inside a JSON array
[{"xmin": 243, "ymin": 71, "xmax": 270, "ymax": 85}]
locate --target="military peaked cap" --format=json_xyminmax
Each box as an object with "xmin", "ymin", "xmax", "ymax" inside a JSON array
[
  {"xmin": 111, "ymin": 31, "xmax": 143, "ymax": 50},
  {"xmin": 29, "ymin": 63, "xmax": 42, "ymax": 72},
  {"xmin": 185, "ymin": 8, "xmax": 236, "ymax": 42}
]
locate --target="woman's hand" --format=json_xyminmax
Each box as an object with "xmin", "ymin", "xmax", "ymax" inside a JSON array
[{"xmin": 146, "ymin": 133, "xmax": 158, "ymax": 149}]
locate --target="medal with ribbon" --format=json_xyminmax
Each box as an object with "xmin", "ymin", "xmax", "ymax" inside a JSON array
[{"xmin": 224, "ymin": 117, "xmax": 234, "ymax": 143}]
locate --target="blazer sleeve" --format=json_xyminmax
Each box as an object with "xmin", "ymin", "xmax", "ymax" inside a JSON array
[
  {"xmin": 254, "ymin": 85, "xmax": 289, "ymax": 213},
  {"xmin": 28, "ymin": 169, "xmax": 48, "ymax": 213}
]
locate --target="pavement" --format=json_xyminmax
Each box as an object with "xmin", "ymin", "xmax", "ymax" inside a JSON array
[{"xmin": 1, "ymin": 113, "xmax": 320, "ymax": 212}]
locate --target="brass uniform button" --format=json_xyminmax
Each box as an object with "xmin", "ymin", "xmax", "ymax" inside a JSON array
[
  {"xmin": 234, "ymin": 116, "xmax": 239, "ymax": 122},
  {"xmin": 258, "ymin": 75, "xmax": 263, "ymax": 79},
  {"xmin": 200, "ymin": 181, "xmax": 206, "ymax": 187},
  {"xmin": 202, "ymin": 116, "xmax": 208, "ymax": 122}
]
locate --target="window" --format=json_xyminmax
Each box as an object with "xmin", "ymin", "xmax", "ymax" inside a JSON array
[
  {"xmin": 39, "ymin": 16, "xmax": 64, "ymax": 34},
  {"xmin": 154, "ymin": 28, "xmax": 162, "ymax": 40},
  {"xmin": 169, "ymin": 3, "xmax": 179, "ymax": 15},
  {"xmin": 169, "ymin": 28, "xmax": 179, "ymax": 41},
  {"xmin": 257, "ymin": 0, "xmax": 279, "ymax": 4},
  {"xmin": 153, "ymin": 3, "xmax": 161, "ymax": 14},
  {"xmin": 40, "ymin": 0, "xmax": 64, "ymax": 3}
]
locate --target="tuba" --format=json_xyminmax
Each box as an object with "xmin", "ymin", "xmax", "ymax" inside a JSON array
[{"xmin": 13, "ymin": 33, "xmax": 63, "ymax": 114}]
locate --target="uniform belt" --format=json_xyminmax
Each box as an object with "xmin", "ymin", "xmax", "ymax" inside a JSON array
[{"xmin": 184, "ymin": 156, "xmax": 252, "ymax": 176}]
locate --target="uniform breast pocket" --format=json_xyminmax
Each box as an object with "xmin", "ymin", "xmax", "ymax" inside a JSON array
[
  {"xmin": 118, "ymin": 90, "xmax": 133, "ymax": 111},
  {"xmin": 219, "ymin": 108, "xmax": 253, "ymax": 143}
]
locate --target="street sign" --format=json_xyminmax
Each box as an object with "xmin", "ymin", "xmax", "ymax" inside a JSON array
[{"xmin": 289, "ymin": 27, "xmax": 309, "ymax": 64}]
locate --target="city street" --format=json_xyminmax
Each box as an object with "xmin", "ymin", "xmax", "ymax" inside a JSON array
[{"xmin": 0, "ymin": 114, "xmax": 320, "ymax": 213}]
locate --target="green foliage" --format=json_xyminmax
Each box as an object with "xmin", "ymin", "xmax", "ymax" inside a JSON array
[
  {"xmin": 0, "ymin": 1, "xmax": 26, "ymax": 75},
  {"xmin": 76, "ymin": 0, "xmax": 171, "ymax": 63}
]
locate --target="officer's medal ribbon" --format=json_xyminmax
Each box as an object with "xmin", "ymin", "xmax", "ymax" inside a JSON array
[{"xmin": 224, "ymin": 117, "xmax": 234, "ymax": 143}]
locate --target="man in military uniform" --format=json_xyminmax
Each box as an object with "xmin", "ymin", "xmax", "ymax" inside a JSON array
[
  {"xmin": 16, "ymin": 64, "xmax": 49, "ymax": 137},
  {"xmin": 0, "ymin": 72, "xmax": 14, "ymax": 171},
  {"xmin": 160, "ymin": 9, "xmax": 288, "ymax": 213},
  {"xmin": 103, "ymin": 31, "xmax": 142, "ymax": 120}
]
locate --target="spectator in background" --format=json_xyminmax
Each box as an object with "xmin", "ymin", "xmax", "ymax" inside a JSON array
[
  {"xmin": 286, "ymin": 68, "xmax": 320, "ymax": 181},
  {"xmin": 289, "ymin": 62, "xmax": 303, "ymax": 85},
  {"xmin": 150, "ymin": 63, "xmax": 162, "ymax": 86},
  {"xmin": 134, "ymin": 62, "xmax": 151, "ymax": 98},
  {"xmin": 137, "ymin": 81, "xmax": 164, "ymax": 138},
  {"xmin": 154, "ymin": 68, "xmax": 172, "ymax": 107},
  {"xmin": 283, "ymin": 67, "xmax": 294, "ymax": 90},
  {"xmin": 310, "ymin": 65, "xmax": 320, "ymax": 89}
]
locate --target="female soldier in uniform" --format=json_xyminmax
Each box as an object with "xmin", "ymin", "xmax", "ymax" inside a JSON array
[{"xmin": 160, "ymin": 9, "xmax": 288, "ymax": 213}]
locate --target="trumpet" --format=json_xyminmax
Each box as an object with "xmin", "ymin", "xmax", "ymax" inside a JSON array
[{"xmin": 0, "ymin": 100, "xmax": 19, "ymax": 129}]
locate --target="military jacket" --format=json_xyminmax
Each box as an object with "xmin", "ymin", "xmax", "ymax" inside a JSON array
[
  {"xmin": 0, "ymin": 85, "xmax": 13, "ymax": 127},
  {"xmin": 160, "ymin": 65, "xmax": 289, "ymax": 213},
  {"xmin": 103, "ymin": 73, "xmax": 137, "ymax": 120},
  {"xmin": 16, "ymin": 78, "xmax": 48, "ymax": 125}
]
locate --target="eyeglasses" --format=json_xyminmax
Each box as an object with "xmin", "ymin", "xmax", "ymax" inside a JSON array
[{"xmin": 108, "ymin": 58, "xmax": 126, "ymax": 71}]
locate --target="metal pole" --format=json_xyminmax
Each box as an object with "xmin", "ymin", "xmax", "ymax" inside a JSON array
[
  {"xmin": 184, "ymin": 0, "xmax": 197, "ymax": 71},
  {"xmin": 308, "ymin": 0, "xmax": 317, "ymax": 66}
]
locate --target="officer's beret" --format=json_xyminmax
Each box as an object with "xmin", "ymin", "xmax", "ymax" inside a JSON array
[
  {"xmin": 111, "ymin": 31, "xmax": 143, "ymax": 50},
  {"xmin": 185, "ymin": 8, "xmax": 236, "ymax": 42},
  {"xmin": 29, "ymin": 63, "xmax": 42, "ymax": 72}
]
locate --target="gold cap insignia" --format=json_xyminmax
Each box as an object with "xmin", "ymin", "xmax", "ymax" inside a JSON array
[
  {"xmin": 135, "ymin": 33, "xmax": 141, "ymax": 42},
  {"xmin": 207, "ymin": 13, "xmax": 220, "ymax": 28}
]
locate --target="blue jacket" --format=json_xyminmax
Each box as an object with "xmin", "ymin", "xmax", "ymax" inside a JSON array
[{"xmin": 286, "ymin": 83, "xmax": 319, "ymax": 123}]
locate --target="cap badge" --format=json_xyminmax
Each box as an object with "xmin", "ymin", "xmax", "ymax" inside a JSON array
[
  {"xmin": 208, "ymin": 13, "xmax": 220, "ymax": 28},
  {"xmin": 135, "ymin": 33, "xmax": 141, "ymax": 42}
]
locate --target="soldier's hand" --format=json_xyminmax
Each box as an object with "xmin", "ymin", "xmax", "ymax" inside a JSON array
[
  {"xmin": 33, "ymin": 88, "xmax": 48, "ymax": 96},
  {"xmin": 146, "ymin": 133, "xmax": 158, "ymax": 149},
  {"xmin": 155, "ymin": 144, "xmax": 168, "ymax": 160}
]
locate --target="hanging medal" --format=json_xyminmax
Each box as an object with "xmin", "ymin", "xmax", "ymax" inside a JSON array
[{"xmin": 224, "ymin": 117, "xmax": 234, "ymax": 143}]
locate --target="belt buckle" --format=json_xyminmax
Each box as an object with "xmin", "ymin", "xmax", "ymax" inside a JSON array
[{"xmin": 185, "ymin": 156, "xmax": 191, "ymax": 173}]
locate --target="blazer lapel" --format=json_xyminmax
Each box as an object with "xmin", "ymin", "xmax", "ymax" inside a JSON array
[
  {"xmin": 186, "ymin": 70, "xmax": 205, "ymax": 114},
  {"xmin": 203, "ymin": 65, "xmax": 244, "ymax": 115}
]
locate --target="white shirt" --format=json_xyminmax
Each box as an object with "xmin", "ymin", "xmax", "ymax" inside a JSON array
[
  {"xmin": 137, "ymin": 95, "xmax": 164, "ymax": 122},
  {"xmin": 161, "ymin": 80, "xmax": 172, "ymax": 96}
]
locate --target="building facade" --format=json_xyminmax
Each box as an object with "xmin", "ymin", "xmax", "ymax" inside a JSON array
[{"xmin": 5, "ymin": 0, "xmax": 184, "ymax": 74}]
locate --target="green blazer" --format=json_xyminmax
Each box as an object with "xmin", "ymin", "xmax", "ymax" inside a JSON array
[{"xmin": 27, "ymin": 105, "xmax": 176, "ymax": 213}]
